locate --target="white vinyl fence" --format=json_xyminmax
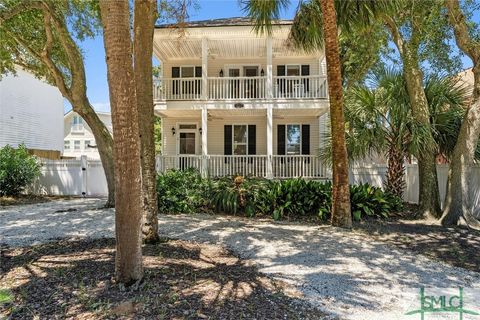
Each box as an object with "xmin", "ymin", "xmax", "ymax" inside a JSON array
[
  {"xmin": 32, "ymin": 156, "xmax": 108, "ymax": 197},
  {"xmin": 31, "ymin": 158, "xmax": 479, "ymax": 217},
  {"xmin": 350, "ymin": 164, "xmax": 480, "ymax": 216}
]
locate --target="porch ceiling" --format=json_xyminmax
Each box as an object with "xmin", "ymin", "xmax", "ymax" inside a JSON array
[
  {"xmin": 156, "ymin": 109, "xmax": 201, "ymax": 118},
  {"xmin": 274, "ymin": 108, "xmax": 327, "ymax": 118},
  {"xmin": 153, "ymin": 26, "xmax": 319, "ymax": 61}
]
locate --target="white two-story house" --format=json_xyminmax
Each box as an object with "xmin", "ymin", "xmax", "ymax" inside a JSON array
[
  {"xmin": 63, "ymin": 110, "xmax": 112, "ymax": 160},
  {"xmin": 154, "ymin": 18, "xmax": 329, "ymax": 178}
]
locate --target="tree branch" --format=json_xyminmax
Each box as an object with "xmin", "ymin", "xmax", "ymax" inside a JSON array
[
  {"xmin": 445, "ymin": 0, "xmax": 480, "ymax": 65},
  {"xmin": 40, "ymin": 0, "xmax": 87, "ymax": 96},
  {"xmin": 0, "ymin": 0, "xmax": 42, "ymax": 22},
  {"xmin": 383, "ymin": 15, "xmax": 404, "ymax": 56}
]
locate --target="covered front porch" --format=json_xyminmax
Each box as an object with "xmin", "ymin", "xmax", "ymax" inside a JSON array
[{"xmin": 156, "ymin": 107, "xmax": 330, "ymax": 179}]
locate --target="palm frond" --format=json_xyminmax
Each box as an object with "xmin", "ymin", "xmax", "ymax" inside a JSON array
[{"xmin": 240, "ymin": 0, "xmax": 290, "ymax": 35}]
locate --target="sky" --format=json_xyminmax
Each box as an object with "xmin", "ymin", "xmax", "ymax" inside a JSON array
[{"xmin": 70, "ymin": 0, "xmax": 475, "ymax": 114}]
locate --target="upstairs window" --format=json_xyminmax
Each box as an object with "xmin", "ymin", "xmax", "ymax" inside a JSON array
[
  {"xmin": 84, "ymin": 140, "xmax": 91, "ymax": 150},
  {"xmin": 286, "ymin": 65, "xmax": 300, "ymax": 77},
  {"xmin": 74, "ymin": 140, "xmax": 81, "ymax": 150},
  {"xmin": 71, "ymin": 116, "xmax": 84, "ymax": 132},
  {"xmin": 64, "ymin": 140, "xmax": 70, "ymax": 150}
]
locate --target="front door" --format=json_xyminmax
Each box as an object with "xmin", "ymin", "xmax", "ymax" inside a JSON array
[
  {"xmin": 178, "ymin": 126, "xmax": 196, "ymax": 170},
  {"xmin": 179, "ymin": 132, "xmax": 196, "ymax": 155}
]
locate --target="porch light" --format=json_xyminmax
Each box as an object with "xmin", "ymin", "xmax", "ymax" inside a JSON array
[
  {"xmin": 171, "ymin": 127, "xmax": 176, "ymax": 135},
  {"xmin": 219, "ymin": 69, "xmax": 224, "ymax": 77},
  {"xmin": 199, "ymin": 127, "xmax": 202, "ymax": 134},
  {"xmin": 260, "ymin": 69, "xmax": 265, "ymax": 76}
]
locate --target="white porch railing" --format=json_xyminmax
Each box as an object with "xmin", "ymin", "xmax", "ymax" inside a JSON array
[
  {"xmin": 153, "ymin": 75, "xmax": 327, "ymax": 101},
  {"xmin": 273, "ymin": 75, "xmax": 327, "ymax": 99},
  {"xmin": 153, "ymin": 78, "xmax": 202, "ymax": 100},
  {"xmin": 272, "ymin": 155, "xmax": 326, "ymax": 178},
  {"xmin": 208, "ymin": 77, "xmax": 267, "ymax": 100},
  {"xmin": 209, "ymin": 155, "xmax": 268, "ymax": 177},
  {"xmin": 155, "ymin": 155, "xmax": 203, "ymax": 172},
  {"xmin": 156, "ymin": 155, "xmax": 326, "ymax": 179}
]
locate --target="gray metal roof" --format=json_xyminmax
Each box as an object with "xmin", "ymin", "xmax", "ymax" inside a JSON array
[{"xmin": 156, "ymin": 17, "xmax": 292, "ymax": 29}]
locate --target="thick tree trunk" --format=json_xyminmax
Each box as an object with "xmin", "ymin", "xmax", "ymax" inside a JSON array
[
  {"xmin": 440, "ymin": 0, "xmax": 480, "ymax": 229},
  {"xmin": 385, "ymin": 144, "xmax": 405, "ymax": 198},
  {"xmin": 402, "ymin": 56, "xmax": 441, "ymax": 218},
  {"xmin": 74, "ymin": 102, "xmax": 115, "ymax": 207},
  {"xmin": 320, "ymin": 0, "xmax": 352, "ymax": 228},
  {"xmin": 441, "ymin": 70, "xmax": 480, "ymax": 227},
  {"xmin": 133, "ymin": 0, "xmax": 160, "ymax": 243},
  {"xmin": 100, "ymin": 0, "xmax": 144, "ymax": 284}
]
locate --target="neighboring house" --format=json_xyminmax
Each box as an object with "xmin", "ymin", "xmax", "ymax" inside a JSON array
[
  {"xmin": 154, "ymin": 17, "xmax": 330, "ymax": 179},
  {"xmin": 0, "ymin": 67, "xmax": 64, "ymax": 159},
  {"xmin": 63, "ymin": 111, "xmax": 112, "ymax": 160}
]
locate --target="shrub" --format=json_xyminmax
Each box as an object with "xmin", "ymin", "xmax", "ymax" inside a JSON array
[
  {"xmin": 157, "ymin": 170, "xmax": 403, "ymax": 221},
  {"xmin": 349, "ymin": 183, "xmax": 403, "ymax": 221},
  {"xmin": 0, "ymin": 144, "xmax": 41, "ymax": 196},
  {"xmin": 156, "ymin": 169, "xmax": 210, "ymax": 214}
]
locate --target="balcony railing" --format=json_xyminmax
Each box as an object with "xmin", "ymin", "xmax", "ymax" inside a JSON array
[
  {"xmin": 153, "ymin": 75, "xmax": 327, "ymax": 101},
  {"xmin": 208, "ymin": 77, "xmax": 267, "ymax": 100},
  {"xmin": 273, "ymin": 75, "xmax": 328, "ymax": 99},
  {"xmin": 156, "ymin": 155, "xmax": 327, "ymax": 179}
]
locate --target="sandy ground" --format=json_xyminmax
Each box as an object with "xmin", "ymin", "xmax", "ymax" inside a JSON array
[{"xmin": 1, "ymin": 198, "xmax": 479, "ymax": 320}]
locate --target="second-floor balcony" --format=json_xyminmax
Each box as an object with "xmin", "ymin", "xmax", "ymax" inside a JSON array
[{"xmin": 153, "ymin": 75, "xmax": 327, "ymax": 101}]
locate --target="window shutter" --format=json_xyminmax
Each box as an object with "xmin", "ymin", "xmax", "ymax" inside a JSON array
[
  {"xmin": 224, "ymin": 125, "xmax": 232, "ymax": 157},
  {"xmin": 277, "ymin": 65, "xmax": 286, "ymax": 94},
  {"xmin": 172, "ymin": 67, "xmax": 180, "ymax": 78},
  {"xmin": 301, "ymin": 65, "xmax": 310, "ymax": 93},
  {"xmin": 195, "ymin": 66, "xmax": 202, "ymax": 77},
  {"xmin": 301, "ymin": 124, "xmax": 310, "ymax": 155},
  {"xmin": 248, "ymin": 125, "xmax": 256, "ymax": 156},
  {"xmin": 195, "ymin": 66, "xmax": 202, "ymax": 94},
  {"xmin": 277, "ymin": 125, "xmax": 286, "ymax": 155},
  {"xmin": 172, "ymin": 67, "xmax": 180, "ymax": 95}
]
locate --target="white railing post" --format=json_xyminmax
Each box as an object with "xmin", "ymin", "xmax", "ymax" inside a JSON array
[
  {"xmin": 201, "ymin": 106, "xmax": 208, "ymax": 178},
  {"xmin": 266, "ymin": 36, "xmax": 273, "ymax": 99},
  {"xmin": 202, "ymin": 38, "xmax": 208, "ymax": 100},
  {"xmin": 266, "ymin": 104, "xmax": 273, "ymax": 179}
]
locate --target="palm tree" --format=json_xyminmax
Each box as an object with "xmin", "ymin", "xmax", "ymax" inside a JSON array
[
  {"xmin": 242, "ymin": 0, "xmax": 394, "ymax": 227},
  {"xmin": 334, "ymin": 66, "xmax": 469, "ymax": 198},
  {"xmin": 100, "ymin": 0, "xmax": 144, "ymax": 284}
]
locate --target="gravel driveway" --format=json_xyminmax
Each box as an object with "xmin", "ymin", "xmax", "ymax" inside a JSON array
[{"xmin": 1, "ymin": 198, "xmax": 479, "ymax": 320}]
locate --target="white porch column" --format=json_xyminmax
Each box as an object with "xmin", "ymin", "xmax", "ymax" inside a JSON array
[
  {"xmin": 266, "ymin": 105, "xmax": 273, "ymax": 179},
  {"xmin": 201, "ymin": 106, "xmax": 208, "ymax": 177},
  {"xmin": 202, "ymin": 38, "xmax": 208, "ymax": 100},
  {"xmin": 266, "ymin": 36, "xmax": 273, "ymax": 99}
]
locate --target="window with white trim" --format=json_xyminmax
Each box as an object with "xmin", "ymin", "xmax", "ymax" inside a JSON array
[
  {"xmin": 286, "ymin": 124, "xmax": 301, "ymax": 155},
  {"xmin": 84, "ymin": 140, "xmax": 91, "ymax": 151},
  {"xmin": 74, "ymin": 140, "xmax": 81, "ymax": 150},
  {"xmin": 286, "ymin": 65, "xmax": 300, "ymax": 76},
  {"xmin": 64, "ymin": 140, "xmax": 70, "ymax": 150},
  {"xmin": 233, "ymin": 125, "xmax": 247, "ymax": 155}
]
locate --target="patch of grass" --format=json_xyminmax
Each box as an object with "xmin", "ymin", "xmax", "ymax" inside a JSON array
[{"xmin": 0, "ymin": 289, "xmax": 13, "ymax": 304}]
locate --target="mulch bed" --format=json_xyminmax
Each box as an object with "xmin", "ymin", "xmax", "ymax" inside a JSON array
[
  {"xmin": 0, "ymin": 195, "xmax": 57, "ymax": 206},
  {"xmin": 0, "ymin": 238, "xmax": 326, "ymax": 319},
  {"xmin": 352, "ymin": 219, "xmax": 480, "ymax": 273}
]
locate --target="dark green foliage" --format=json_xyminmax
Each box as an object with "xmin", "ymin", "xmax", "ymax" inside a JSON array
[
  {"xmin": 157, "ymin": 170, "xmax": 403, "ymax": 221},
  {"xmin": 349, "ymin": 184, "xmax": 403, "ymax": 221},
  {"xmin": 156, "ymin": 169, "xmax": 210, "ymax": 214},
  {"xmin": 0, "ymin": 145, "xmax": 41, "ymax": 196}
]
